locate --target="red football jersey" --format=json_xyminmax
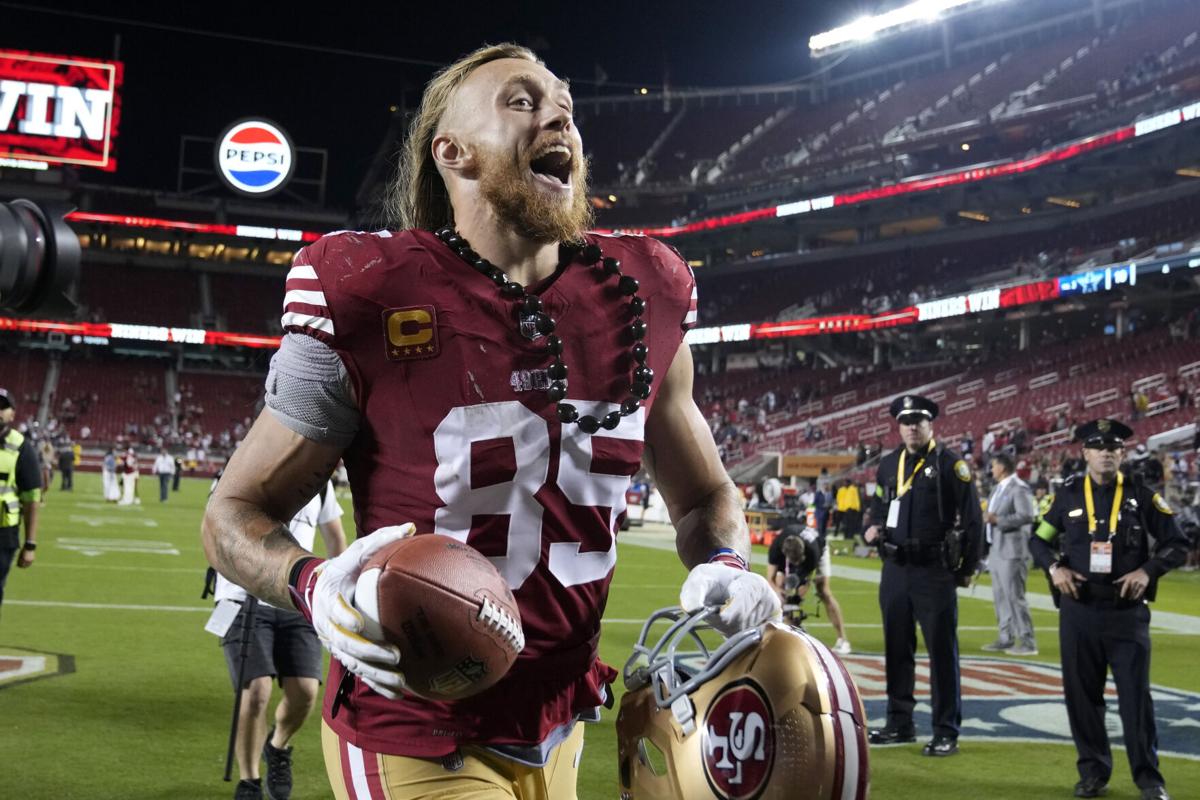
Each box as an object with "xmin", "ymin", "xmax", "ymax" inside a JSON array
[{"xmin": 283, "ymin": 229, "xmax": 697, "ymax": 756}]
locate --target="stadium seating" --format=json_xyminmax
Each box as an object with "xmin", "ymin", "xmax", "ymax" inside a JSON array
[
  {"xmin": 175, "ymin": 371, "xmax": 264, "ymax": 442},
  {"xmin": 651, "ymin": 103, "xmax": 785, "ymax": 183},
  {"xmin": 695, "ymin": 188, "xmax": 1200, "ymax": 327},
  {"xmin": 52, "ymin": 357, "xmax": 168, "ymax": 443},
  {"xmin": 208, "ymin": 272, "xmax": 285, "ymax": 333},
  {"xmin": 720, "ymin": 328, "xmax": 1200, "ymax": 471},
  {"xmin": 578, "ymin": 107, "xmax": 676, "ymax": 185},
  {"xmin": 583, "ymin": 0, "xmax": 1199, "ymax": 202},
  {"xmin": 0, "ymin": 346, "xmax": 49, "ymax": 410},
  {"xmin": 1034, "ymin": 8, "xmax": 1198, "ymax": 106},
  {"xmin": 77, "ymin": 263, "xmax": 200, "ymax": 327}
]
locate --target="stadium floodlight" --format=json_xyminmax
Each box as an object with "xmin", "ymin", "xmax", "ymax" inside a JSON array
[{"xmin": 809, "ymin": 0, "xmax": 1005, "ymax": 57}]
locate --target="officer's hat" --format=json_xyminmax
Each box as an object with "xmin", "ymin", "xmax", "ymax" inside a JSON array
[
  {"xmin": 889, "ymin": 394, "xmax": 939, "ymax": 422},
  {"xmin": 0, "ymin": 388, "xmax": 12, "ymax": 409},
  {"xmin": 1074, "ymin": 418, "xmax": 1134, "ymax": 448}
]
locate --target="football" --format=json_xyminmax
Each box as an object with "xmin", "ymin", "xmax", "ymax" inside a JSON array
[{"xmin": 354, "ymin": 533, "xmax": 524, "ymax": 701}]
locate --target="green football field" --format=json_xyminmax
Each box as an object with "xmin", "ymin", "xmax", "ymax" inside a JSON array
[{"xmin": 2, "ymin": 472, "xmax": 1197, "ymax": 799}]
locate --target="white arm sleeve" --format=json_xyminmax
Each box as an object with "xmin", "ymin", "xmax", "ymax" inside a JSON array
[{"xmin": 264, "ymin": 333, "xmax": 360, "ymax": 448}]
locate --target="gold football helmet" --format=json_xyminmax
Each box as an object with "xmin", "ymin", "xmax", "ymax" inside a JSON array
[{"xmin": 616, "ymin": 607, "xmax": 869, "ymax": 800}]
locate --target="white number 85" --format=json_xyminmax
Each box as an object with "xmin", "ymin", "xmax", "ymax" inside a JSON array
[{"xmin": 432, "ymin": 399, "xmax": 645, "ymax": 590}]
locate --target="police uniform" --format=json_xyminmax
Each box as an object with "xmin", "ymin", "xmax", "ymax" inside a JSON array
[
  {"xmin": 1031, "ymin": 419, "xmax": 1187, "ymax": 800},
  {"xmin": 867, "ymin": 395, "xmax": 983, "ymax": 756}
]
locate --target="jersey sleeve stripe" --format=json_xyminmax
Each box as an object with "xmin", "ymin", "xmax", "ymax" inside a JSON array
[
  {"xmin": 682, "ymin": 283, "xmax": 699, "ymax": 330},
  {"xmin": 283, "ymin": 289, "xmax": 329, "ymax": 308},
  {"xmin": 281, "ymin": 311, "xmax": 335, "ymax": 335},
  {"xmin": 286, "ymin": 263, "xmax": 319, "ymax": 282}
]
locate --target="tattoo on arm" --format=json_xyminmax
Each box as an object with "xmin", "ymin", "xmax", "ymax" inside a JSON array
[{"xmin": 206, "ymin": 501, "xmax": 308, "ymax": 609}]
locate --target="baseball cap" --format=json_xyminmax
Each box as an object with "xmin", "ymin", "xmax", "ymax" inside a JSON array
[{"xmin": 0, "ymin": 388, "xmax": 13, "ymax": 409}]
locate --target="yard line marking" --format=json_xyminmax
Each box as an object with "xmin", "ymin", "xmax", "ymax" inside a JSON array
[
  {"xmin": 56, "ymin": 538, "xmax": 179, "ymax": 556},
  {"xmin": 617, "ymin": 533, "xmax": 1200, "ymax": 635},
  {"xmin": 67, "ymin": 514, "xmax": 159, "ymax": 528},
  {"xmin": 34, "ymin": 563, "xmax": 215, "ymax": 574},
  {"xmin": 7, "ymin": 599, "xmax": 211, "ymax": 612}
]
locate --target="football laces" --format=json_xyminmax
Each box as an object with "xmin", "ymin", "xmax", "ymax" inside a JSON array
[{"xmin": 477, "ymin": 596, "xmax": 525, "ymax": 654}]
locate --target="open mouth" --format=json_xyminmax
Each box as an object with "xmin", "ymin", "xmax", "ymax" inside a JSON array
[{"xmin": 529, "ymin": 144, "xmax": 573, "ymax": 188}]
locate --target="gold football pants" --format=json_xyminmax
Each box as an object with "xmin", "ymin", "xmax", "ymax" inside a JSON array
[{"xmin": 321, "ymin": 720, "xmax": 584, "ymax": 800}]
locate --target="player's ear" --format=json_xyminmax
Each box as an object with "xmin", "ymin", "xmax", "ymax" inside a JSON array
[{"xmin": 432, "ymin": 133, "xmax": 472, "ymax": 174}]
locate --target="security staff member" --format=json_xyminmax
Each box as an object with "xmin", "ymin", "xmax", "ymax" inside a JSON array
[
  {"xmin": 864, "ymin": 394, "xmax": 982, "ymax": 757},
  {"xmin": 0, "ymin": 388, "xmax": 43, "ymax": 613},
  {"xmin": 1031, "ymin": 419, "xmax": 1187, "ymax": 800}
]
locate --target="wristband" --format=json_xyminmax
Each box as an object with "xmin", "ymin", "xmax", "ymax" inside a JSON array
[
  {"xmin": 707, "ymin": 547, "xmax": 749, "ymax": 571},
  {"xmin": 287, "ymin": 556, "xmax": 324, "ymax": 622},
  {"xmin": 21, "ymin": 541, "xmax": 36, "ymax": 551}
]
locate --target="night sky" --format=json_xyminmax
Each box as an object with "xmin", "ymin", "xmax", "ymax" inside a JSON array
[{"xmin": 0, "ymin": 1, "xmax": 870, "ymax": 210}]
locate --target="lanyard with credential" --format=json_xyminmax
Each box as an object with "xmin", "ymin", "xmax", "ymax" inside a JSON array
[
  {"xmin": 1083, "ymin": 471, "xmax": 1123, "ymax": 540},
  {"xmin": 896, "ymin": 439, "xmax": 935, "ymax": 498}
]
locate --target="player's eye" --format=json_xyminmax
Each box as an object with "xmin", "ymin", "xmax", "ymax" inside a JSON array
[{"xmin": 510, "ymin": 96, "xmax": 534, "ymax": 109}]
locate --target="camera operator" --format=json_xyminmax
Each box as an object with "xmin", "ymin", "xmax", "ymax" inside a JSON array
[{"xmin": 766, "ymin": 517, "xmax": 852, "ymax": 654}]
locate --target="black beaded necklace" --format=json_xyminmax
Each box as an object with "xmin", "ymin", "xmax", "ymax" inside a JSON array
[{"xmin": 435, "ymin": 226, "xmax": 653, "ymax": 434}]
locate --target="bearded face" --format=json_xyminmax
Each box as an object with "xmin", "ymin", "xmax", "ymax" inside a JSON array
[{"xmin": 475, "ymin": 133, "xmax": 594, "ymax": 244}]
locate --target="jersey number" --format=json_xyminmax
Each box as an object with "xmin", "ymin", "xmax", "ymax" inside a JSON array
[{"xmin": 432, "ymin": 400, "xmax": 645, "ymax": 590}]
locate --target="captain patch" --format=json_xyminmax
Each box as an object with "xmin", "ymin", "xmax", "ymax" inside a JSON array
[
  {"xmin": 383, "ymin": 306, "xmax": 439, "ymax": 361},
  {"xmin": 954, "ymin": 460, "xmax": 971, "ymax": 482}
]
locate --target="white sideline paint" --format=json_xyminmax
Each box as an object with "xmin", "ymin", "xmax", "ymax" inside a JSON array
[
  {"xmin": 7, "ymin": 600, "xmax": 210, "ymax": 612},
  {"xmin": 56, "ymin": 537, "xmax": 178, "ymax": 556},
  {"xmin": 67, "ymin": 514, "xmax": 158, "ymax": 528},
  {"xmin": 618, "ymin": 531, "xmax": 1200, "ymax": 635}
]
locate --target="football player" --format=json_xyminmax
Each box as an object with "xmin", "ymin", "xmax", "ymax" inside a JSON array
[{"xmin": 203, "ymin": 43, "xmax": 779, "ymax": 800}]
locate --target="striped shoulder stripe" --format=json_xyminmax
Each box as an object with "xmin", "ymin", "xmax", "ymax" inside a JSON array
[
  {"xmin": 286, "ymin": 263, "xmax": 319, "ymax": 282},
  {"xmin": 282, "ymin": 254, "xmax": 333, "ymax": 339},
  {"xmin": 282, "ymin": 288, "xmax": 328, "ymax": 308},
  {"xmin": 683, "ymin": 285, "xmax": 699, "ymax": 329},
  {"xmin": 281, "ymin": 312, "xmax": 334, "ymax": 336}
]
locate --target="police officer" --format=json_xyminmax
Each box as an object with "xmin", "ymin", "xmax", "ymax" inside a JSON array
[
  {"xmin": 0, "ymin": 388, "xmax": 43, "ymax": 614},
  {"xmin": 1031, "ymin": 419, "xmax": 1187, "ymax": 800},
  {"xmin": 864, "ymin": 394, "xmax": 982, "ymax": 756}
]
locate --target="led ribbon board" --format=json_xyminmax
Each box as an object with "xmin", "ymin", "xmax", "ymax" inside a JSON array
[{"xmin": 0, "ymin": 49, "xmax": 122, "ymax": 171}]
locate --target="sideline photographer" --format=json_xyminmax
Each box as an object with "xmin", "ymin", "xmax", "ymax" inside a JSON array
[{"xmin": 766, "ymin": 517, "xmax": 852, "ymax": 654}]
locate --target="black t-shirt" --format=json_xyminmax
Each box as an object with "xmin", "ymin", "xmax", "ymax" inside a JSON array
[{"xmin": 767, "ymin": 525, "xmax": 822, "ymax": 581}]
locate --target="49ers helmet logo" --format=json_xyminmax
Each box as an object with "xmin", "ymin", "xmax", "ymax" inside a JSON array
[{"xmin": 702, "ymin": 679, "xmax": 775, "ymax": 800}]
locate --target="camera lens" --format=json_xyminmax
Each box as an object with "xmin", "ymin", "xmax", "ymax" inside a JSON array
[{"xmin": 0, "ymin": 200, "xmax": 80, "ymax": 313}]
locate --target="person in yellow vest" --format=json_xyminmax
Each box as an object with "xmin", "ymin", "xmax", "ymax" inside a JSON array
[
  {"xmin": 1034, "ymin": 478, "xmax": 1054, "ymax": 524},
  {"xmin": 836, "ymin": 478, "xmax": 863, "ymax": 539},
  {"xmin": 0, "ymin": 388, "xmax": 43, "ymax": 613}
]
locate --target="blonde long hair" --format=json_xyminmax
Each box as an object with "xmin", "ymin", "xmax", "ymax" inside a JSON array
[{"xmin": 388, "ymin": 43, "xmax": 542, "ymax": 231}]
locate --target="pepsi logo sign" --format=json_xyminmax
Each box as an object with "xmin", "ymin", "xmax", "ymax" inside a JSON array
[
  {"xmin": 702, "ymin": 679, "xmax": 774, "ymax": 800},
  {"xmin": 215, "ymin": 119, "xmax": 294, "ymax": 196}
]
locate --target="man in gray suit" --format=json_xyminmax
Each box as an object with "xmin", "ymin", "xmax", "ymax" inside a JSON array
[{"xmin": 982, "ymin": 453, "xmax": 1038, "ymax": 655}]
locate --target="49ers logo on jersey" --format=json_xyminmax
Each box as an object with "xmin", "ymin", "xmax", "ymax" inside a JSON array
[
  {"xmin": 383, "ymin": 306, "xmax": 439, "ymax": 361},
  {"xmin": 702, "ymin": 679, "xmax": 775, "ymax": 800}
]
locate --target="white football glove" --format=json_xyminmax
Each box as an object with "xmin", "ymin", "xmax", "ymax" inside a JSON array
[
  {"xmin": 311, "ymin": 523, "xmax": 415, "ymax": 699},
  {"xmin": 679, "ymin": 562, "xmax": 782, "ymax": 637}
]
